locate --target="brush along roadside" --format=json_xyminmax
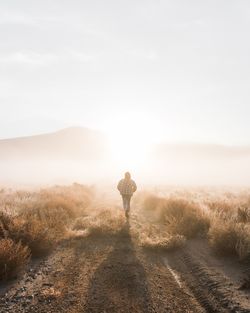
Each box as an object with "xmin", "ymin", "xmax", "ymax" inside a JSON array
[{"xmin": 0, "ymin": 184, "xmax": 93, "ymax": 280}]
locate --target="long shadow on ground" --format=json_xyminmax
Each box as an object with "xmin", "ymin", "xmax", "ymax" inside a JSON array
[{"xmin": 83, "ymin": 221, "xmax": 152, "ymax": 313}]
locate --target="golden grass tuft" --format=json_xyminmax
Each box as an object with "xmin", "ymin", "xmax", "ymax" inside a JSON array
[
  {"xmin": 0, "ymin": 239, "xmax": 30, "ymax": 280},
  {"xmin": 143, "ymin": 196, "xmax": 210, "ymax": 239},
  {"xmin": 139, "ymin": 233, "xmax": 186, "ymax": 251},
  {"xmin": 0, "ymin": 183, "xmax": 94, "ymax": 279},
  {"xmin": 209, "ymin": 219, "xmax": 250, "ymax": 260},
  {"xmin": 9, "ymin": 216, "xmax": 55, "ymax": 256},
  {"xmin": 0, "ymin": 211, "xmax": 14, "ymax": 238},
  {"xmin": 73, "ymin": 207, "xmax": 126, "ymax": 236},
  {"xmin": 161, "ymin": 198, "xmax": 210, "ymax": 238}
]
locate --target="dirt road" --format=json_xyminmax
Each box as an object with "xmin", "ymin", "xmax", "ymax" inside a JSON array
[{"xmin": 0, "ymin": 217, "xmax": 249, "ymax": 312}]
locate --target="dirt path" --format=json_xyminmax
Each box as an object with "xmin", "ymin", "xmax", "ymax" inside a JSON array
[
  {"xmin": 167, "ymin": 239, "xmax": 250, "ymax": 313},
  {"xmin": 0, "ymin": 217, "xmax": 249, "ymax": 313}
]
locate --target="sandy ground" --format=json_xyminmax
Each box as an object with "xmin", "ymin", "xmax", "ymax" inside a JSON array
[{"xmin": 0, "ymin": 207, "xmax": 249, "ymax": 313}]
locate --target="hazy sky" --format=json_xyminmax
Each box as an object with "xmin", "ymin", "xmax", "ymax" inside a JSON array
[{"xmin": 0, "ymin": 0, "xmax": 250, "ymax": 144}]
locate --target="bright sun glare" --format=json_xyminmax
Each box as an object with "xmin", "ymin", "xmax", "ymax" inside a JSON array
[{"xmin": 104, "ymin": 113, "xmax": 159, "ymax": 171}]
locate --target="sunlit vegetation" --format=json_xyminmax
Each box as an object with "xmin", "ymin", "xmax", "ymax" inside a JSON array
[
  {"xmin": 1, "ymin": 185, "xmax": 249, "ymax": 283},
  {"xmin": 73, "ymin": 207, "xmax": 125, "ymax": 237},
  {"xmin": 207, "ymin": 200, "xmax": 250, "ymax": 260},
  {"xmin": 0, "ymin": 239, "xmax": 30, "ymax": 280},
  {"xmin": 140, "ymin": 190, "xmax": 250, "ymax": 261},
  {"xmin": 138, "ymin": 195, "xmax": 209, "ymax": 251},
  {"xmin": 0, "ymin": 184, "xmax": 93, "ymax": 280}
]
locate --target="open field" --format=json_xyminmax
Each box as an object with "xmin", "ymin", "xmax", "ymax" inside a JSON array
[
  {"xmin": 2, "ymin": 1, "xmax": 250, "ymax": 312},
  {"xmin": 0, "ymin": 185, "xmax": 250, "ymax": 312}
]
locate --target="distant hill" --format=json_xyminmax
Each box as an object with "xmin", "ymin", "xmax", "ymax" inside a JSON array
[
  {"xmin": 1, "ymin": 127, "xmax": 250, "ymax": 162},
  {"xmin": 0, "ymin": 127, "xmax": 107, "ymax": 161},
  {"xmin": 0, "ymin": 127, "xmax": 250, "ymax": 185}
]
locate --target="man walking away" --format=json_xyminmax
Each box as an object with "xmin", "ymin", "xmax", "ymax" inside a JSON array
[{"xmin": 117, "ymin": 172, "xmax": 137, "ymax": 218}]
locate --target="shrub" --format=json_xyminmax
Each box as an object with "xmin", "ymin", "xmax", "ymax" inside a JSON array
[
  {"xmin": 161, "ymin": 198, "xmax": 210, "ymax": 238},
  {"xmin": 8, "ymin": 199, "xmax": 70, "ymax": 256},
  {"xmin": 0, "ymin": 239, "xmax": 30, "ymax": 280},
  {"xmin": 0, "ymin": 211, "xmax": 14, "ymax": 239},
  {"xmin": 207, "ymin": 200, "xmax": 235, "ymax": 215},
  {"xmin": 20, "ymin": 204, "xmax": 69, "ymax": 237},
  {"xmin": 6, "ymin": 183, "xmax": 94, "ymax": 255},
  {"xmin": 9, "ymin": 216, "xmax": 55, "ymax": 256},
  {"xmin": 209, "ymin": 221, "xmax": 239, "ymax": 256},
  {"xmin": 144, "ymin": 197, "xmax": 210, "ymax": 239},
  {"xmin": 39, "ymin": 183, "xmax": 93, "ymax": 216},
  {"xmin": 73, "ymin": 207, "xmax": 125, "ymax": 236},
  {"xmin": 237, "ymin": 207, "xmax": 250, "ymax": 223},
  {"xmin": 209, "ymin": 220, "xmax": 250, "ymax": 260},
  {"xmin": 0, "ymin": 184, "xmax": 94, "ymax": 280}
]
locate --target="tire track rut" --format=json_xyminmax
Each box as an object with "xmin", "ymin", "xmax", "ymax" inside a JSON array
[{"xmin": 167, "ymin": 240, "xmax": 250, "ymax": 313}]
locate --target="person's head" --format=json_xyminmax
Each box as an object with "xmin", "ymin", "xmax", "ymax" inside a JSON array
[{"xmin": 124, "ymin": 172, "xmax": 131, "ymax": 180}]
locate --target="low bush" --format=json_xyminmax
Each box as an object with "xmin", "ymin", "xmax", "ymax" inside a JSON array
[
  {"xmin": 0, "ymin": 183, "xmax": 94, "ymax": 280},
  {"xmin": 0, "ymin": 239, "xmax": 30, "ymax": 280},
  {"xmin": 0, "ymin": 184, "xmax": 93, "ymax": 259},
  {"xmin": 207, "ymin": 200, "xmax": 236, "ymax": 216},
  {"xmin": 237, "ymin": 207, "xmax": 250, "ymax": 223},
  {"xmin": 209, "ymin": 220, "xmax": 250, "ymax": 260},
  {"xmin": 160, "ymin": 198, "xmax": 210, "ymax": 238},
  {"xmin": 9, "ymin": 216, "xmax": 55, "ymax": 256},
  {"xmin": 0, "ymin": 211, "xmax": 14, "ymax": 238},
  {"xmin": 73, "ymin": 207, "xmax": 125, "ymax": 236},
  {"xmin": 143, "ymin": 196, "xmax": 210, "ymax": 239}
]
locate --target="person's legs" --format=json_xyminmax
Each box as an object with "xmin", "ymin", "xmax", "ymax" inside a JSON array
[
  {"xmin": 125, "ymin": 195, "xmax": 132, "ymax": 218},
  {"xmin": 122, "ymin": 195, "xmax": 132, "ymax": 217},
  {"xmin": 126, "ymin": 195, "xmax": 131, "ymax": 211},
  {"xmin": 122, "ymin": 195, "xmax": 126, "ymax": 210},
  {"xmin": 128, "ymin": 196, "xmax": 132, "ymax": 211}
]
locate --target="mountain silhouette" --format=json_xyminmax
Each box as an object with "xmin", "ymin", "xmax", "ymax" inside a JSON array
[{"xmin": 0, "ymin": 127, "xmax": 107, "ymax": 161}]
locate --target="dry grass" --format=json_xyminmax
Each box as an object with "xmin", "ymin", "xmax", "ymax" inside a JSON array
[
  {"xmin": 143, "ymin": 196, "xmax": 210, "ymax": 239},
  {"xmin": 136, "ymin": 195, "xmax": 209, "ymax": 251},
  {"xmin": 0, "ymin": 211, "xmax": 13, "ymax": 238},
  {"xmin": 140, "ymin": 191, "xmax": 250, "ymax": 258},
  {"xmin": 15, "ymin": 184, "xmax": 92, "ymax": 252},
  {"xmin": 138, "ymin": 230, "xmax": 186, "ymax": 251},
  {"xmin": 0, "ymin": 183, "xmax": 93, "ymax": 279},
  {"xmin": 130, "ymin": 211, "xmax": 186, "ymax": 251},
  {"xmin": 9, "ymin": 217, "xmax": 55, "ymax": 256},
  {"xmin": 0, "ymin": 239, "xmax": 30, "ymax": 280},
  {"xmin": 209, "ymin": 217, "xmax": 250, "ymax": 260},
  {"xmin": 205, "ymin": 194, "xmax": 250, "ymax": 260},
  {"xmin": 1, "ymin": 185, "xmax": 250, "ymax": 282},
  {"xmin": 73, "ymin": 206, "xmax": 126, "ymax": 237},
  {"xmin": 160, "ymin": 198, "xmax": 210, "ymax": 238},
  {"xmin": 237, "ymin": 207, "xmax": 250, "ymax": 223}
]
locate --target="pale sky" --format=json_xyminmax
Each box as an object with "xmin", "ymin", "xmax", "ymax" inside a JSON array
[{"xmin": 0, "ymin": 0, "xmax": 250, "ymax": 144}]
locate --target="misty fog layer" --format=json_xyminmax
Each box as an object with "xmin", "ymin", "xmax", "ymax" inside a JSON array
[{"xmin": 0, "ymin": 127, "xmax": 250, "ymax": 187}]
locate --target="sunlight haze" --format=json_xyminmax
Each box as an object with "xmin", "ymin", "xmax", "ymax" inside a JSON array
[
  {"xmin": 0, "ymin": 3, "xmax": 250, "ymax": 312},
  {"xmin": 1, "ymin": 1, "xmax": 250, "ymax": 145}
]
